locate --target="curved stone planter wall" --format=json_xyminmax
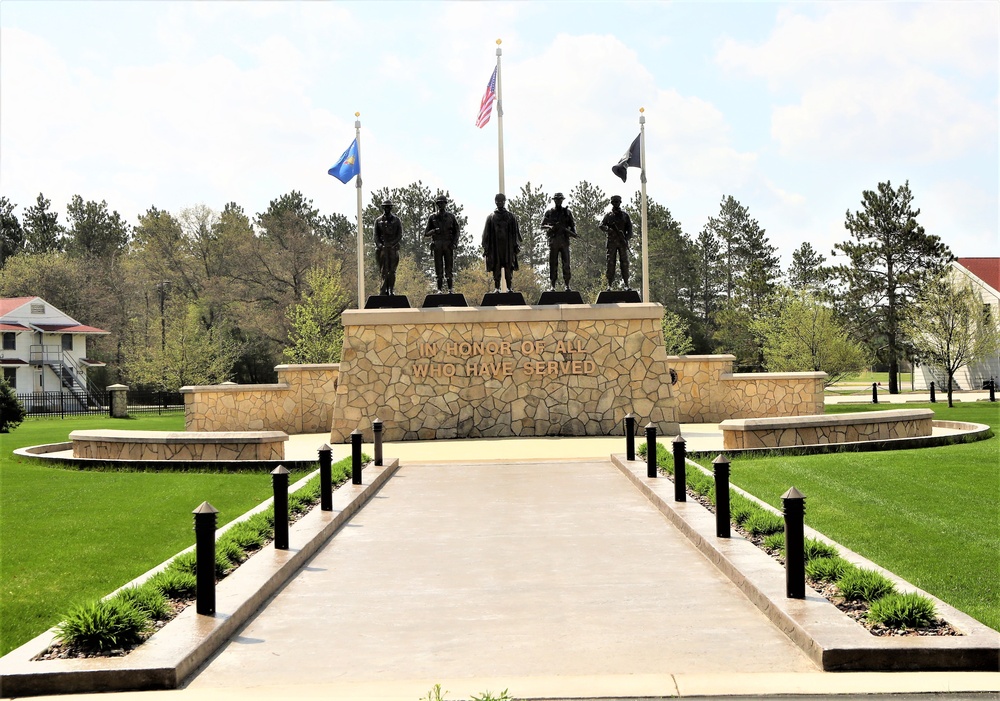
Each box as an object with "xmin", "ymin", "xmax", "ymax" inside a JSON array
[
  {"xmin": 719, "ymin": 409, "xmax": 934, "ymax": 450},
  {"xmin": 70, "ymin": 430, "xmax": 288, "ymax": 461}
]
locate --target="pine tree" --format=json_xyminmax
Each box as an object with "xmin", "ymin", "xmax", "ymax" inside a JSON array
[{"xmin": 833, "ymin": 180, "xmax": 951, "ymax": 394}]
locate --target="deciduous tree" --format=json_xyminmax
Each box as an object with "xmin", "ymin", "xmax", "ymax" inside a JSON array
[
  {"xmin": 283, "ymin": 263, "xmax": 350, "ymax": 364},
  {"xmin": 761, "ymin": 290, "xmax": 867, "ymax": 385},
  {"xmin": 903, "ymin": 273, "xmax": 1000, "ymax": 407}
]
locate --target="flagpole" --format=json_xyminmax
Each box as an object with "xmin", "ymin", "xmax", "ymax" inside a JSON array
[
  {"xmin": 355, "ymin": 112, "xmax": 365, "ymax": 307},
  {"xmin": 495, "ymin": 38, "xmax": 505, "ymax": 194},
  {"xmin": 639, "ymin": 107, "xmax": 648, "ymax": 303}
]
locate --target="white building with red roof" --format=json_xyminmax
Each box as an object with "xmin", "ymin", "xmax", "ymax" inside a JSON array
[
  {"xmin": 913, "ymin": 258, "xmax": 1000, "ymax": 391},
  {"xmin": 0, "ymin": 296, "xmax": 108, "ymax": 408}
]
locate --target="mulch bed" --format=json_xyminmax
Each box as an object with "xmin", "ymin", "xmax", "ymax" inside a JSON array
[{"xmin": 675, "ymin": 470, "xmax": 958, "ymax": 636}]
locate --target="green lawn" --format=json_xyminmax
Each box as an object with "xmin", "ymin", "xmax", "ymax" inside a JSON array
[
  {"xmin": 700, "ymin": 402, "xmax": 1000, "ymax": 631},
  {"xmin": 0, "ymin": 414, "xmax": 316, "ymax": 655}
]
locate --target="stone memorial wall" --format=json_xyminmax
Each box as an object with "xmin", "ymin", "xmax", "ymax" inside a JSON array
[{"xmin": 329, "ymin": 304, "xmax": 681, "ymax": 443}]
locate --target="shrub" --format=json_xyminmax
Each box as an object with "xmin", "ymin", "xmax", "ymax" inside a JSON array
[
  {"xmin": 804, "ymin": 538, "xmax": 839, "ymax": 562},
  {"xmin": 0, "ymin": 378, "xmax": 26, "ymax": 433},
  {"xmin": 867, "ymin": 592, "xmax": 937, "ymax": 628},
  {"xmin": 743, "ymin": 510, "xmax": 784, "ymax": 536},
  {"xmin": 805, "ymin": 557, "xmax": 854, "ymax": 584},
  {"xmin": 56, "ymin": 598, "xmax": 150, "ymax": 652},
  {"xmin": 147, "ymin": 569, "xmax": 197, "ymax": 599},
  {"xmin": 837, "ymin": 567, "xmax": 896, "ymax": 602},
  {"xmin": 112, "ymin": 585, "xmax": 170, "ymax": 620}
]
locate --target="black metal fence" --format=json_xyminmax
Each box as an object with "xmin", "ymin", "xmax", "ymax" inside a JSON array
[{"xmin": 16, "ymin": 389, "xmax": 183, "ymax": 418}]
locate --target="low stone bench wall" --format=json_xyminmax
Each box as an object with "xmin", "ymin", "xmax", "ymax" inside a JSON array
[
  {"xmin": 69, "ymin": 430, "xmax": 288, "ymax": 461},
  {"xmin": 720, "ymin": 409, "xmax": 934, "ymax": 450}
]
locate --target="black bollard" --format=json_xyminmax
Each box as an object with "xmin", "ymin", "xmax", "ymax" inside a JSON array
[
  {"xmin": 990, "ymin": 379, "xmax": 996, "ymax": 403},
  {"xmin": 929, "ymin": 381, "xmax": 936, "ymax": 403},
  {"xmin": 372, "ymin": 417, "xmax": 384, "ymax": 467},
  {"xmin": 624, "ymin": 413, "xmax": 636, "ymax": 461},
  {"xmin": 782, "ymin": 487, "xmax": 807, "ymax": 599},
  {"xmin": 193, "ymin": 501, "xmax": 219, "ymax": 616},
  {"xmin": 872, "ymin": 382, "xmax": 878, "ymax": 404},
  {"xmin": 351, "ymin": 429, "xmax": 363, "ymax": 485},
  {"xmin": 672, "ymin": 435, "xmax": 687, "ymax": 502},
  {"xmin": 712, "ymin": 455, "xmax": 731, "ymax": 538},
  {"xmin": 318, "ymin": 444, "xmax": 333, "ymax": 512},
  {"xmin": 645, "ymin": 423, "xmax": 657, "ymax": 479},
  {"xmin": 271, "ymin": 466, "xmax": 289, "ymax": 550}
]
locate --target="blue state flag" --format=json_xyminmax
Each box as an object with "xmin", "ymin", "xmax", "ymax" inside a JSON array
[{"xmin": 328, "ymin": 139, "xmax": 360, "ymax": 183}]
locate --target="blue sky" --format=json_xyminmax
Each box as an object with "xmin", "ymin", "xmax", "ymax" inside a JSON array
[{"xmin": 1, "ymin": 1, "xmax": 996, "ymax": 267}]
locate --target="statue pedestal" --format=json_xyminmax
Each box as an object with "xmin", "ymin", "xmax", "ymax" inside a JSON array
[
  {"xmin": 537, "ymin": 290, "xmax": 585, "ymax": 305},
  {"xmin": 422, "ymin": 293, "xmax": 468, "ymax": 308},
  {"xmin": 364, "ymin": 295, "xmax": 410, "ymax": 309},
  {"xmin": 480, "ymin": 291, "xmax": 527, "ymax": 306},
  {"xmin": 596, "ymin": 290, "xmax": 642, "ymax": 304},
  {"xmin": 330, "ymin": 303, "xmax": 680, "ymax": 443}
]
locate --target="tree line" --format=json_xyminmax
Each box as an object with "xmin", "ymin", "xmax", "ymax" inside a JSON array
[{"xmin": 2, "ymin": 179, "xmax": 984, "ymax": 395}]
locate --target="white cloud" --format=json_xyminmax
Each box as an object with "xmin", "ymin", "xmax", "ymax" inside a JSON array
[{"xmin": 717, "ymin": 3, "xmax": 998, "ymax": 162}]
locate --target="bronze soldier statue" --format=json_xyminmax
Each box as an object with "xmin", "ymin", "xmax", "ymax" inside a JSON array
[
  {"xmin": 424, "ymin": 195, "xmax": 460, "ymax": 293},
  {"xmin": 482, "ymin": 193, "xmax": 521, "ymax": 293},
  {"xmin": 374, "ymin": 200, "xmax": 403, "ymax": 296},
  {"xmin": 541, "ymin": 192, "xmax": 577, "ymax": 291},
  {"xmin": 600, "ymin": 195, "xmax": 633, "ymax": 289}
]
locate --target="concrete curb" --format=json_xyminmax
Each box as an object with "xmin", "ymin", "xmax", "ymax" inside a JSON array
[
  {"xmin": 0, "ymin": 459, "xmax": 401, "ymax": 697},
  {"xmin": 611, "ymin": 454, "xmax": 1000, "ymax": 672}
]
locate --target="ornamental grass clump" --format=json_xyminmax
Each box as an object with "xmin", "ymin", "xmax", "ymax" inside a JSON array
[
  {"xmin": 837, "ymin": 567, "xmax": 896, "ymax": 602},
  {"xmin": 147, "ymin": 569, "xmax": 197, "ymax": 599},
  {"xmin": 805, "ymin": 557, "xmax": 854, "ymax": 584},
  {"xmin": 112, "ymin": 585, "xmax": 170, "ymax": 620},
  {"xmin": 762, "ymin": 532, "xmax": 784, "ymax": 554},
  {"xmin": 223, "ymin": 519, "xmax": 267, "ymax": 551},
  {"xmin": 743, "ymin": 509, "xmax": 783, "ymax": 536},
  {"xmin": 866, "ymin": 592, "xmax": 937, "ymax": 628},
  {"xmin": 804, "ymin": 538, "xmax": 839, "ymax": 562},
  {"xmin": 729, "ymin": 495, "xmax": 755, "ymax": 526},
  {"xmin": 55, "ymin": 599, "xmax": 150, "ymax": 653}
]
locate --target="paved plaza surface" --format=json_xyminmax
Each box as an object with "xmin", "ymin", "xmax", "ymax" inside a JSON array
[{"xmin": 186, "ymin": 459, "xmax": 818, "ymax": 690}]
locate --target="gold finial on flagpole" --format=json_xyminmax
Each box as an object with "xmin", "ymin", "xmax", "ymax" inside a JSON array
[
  {"xmin": 639, "ymin": 107, "xmax": 644, "ymax": 113},
  {"xmin": 496, "ymin": 38, "xmax": 502, "ymax": 45},
  {"xmin": 355, "ymin": 112, "xmax": 360, "ymax": 117}
]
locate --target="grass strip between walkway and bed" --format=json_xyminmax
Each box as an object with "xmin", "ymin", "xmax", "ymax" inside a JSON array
[
  {"xmin": 0, "ymin": 414, "xmax": 321, "ymax": 656},
  {"xmin": 692, "ymin": 402, "xmax": 999, "ymax": 632}
]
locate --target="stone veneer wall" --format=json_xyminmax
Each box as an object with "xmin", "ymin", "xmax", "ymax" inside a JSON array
[
  {"xmin": 720, "ymin": 409, "xmax": 933, "ymax": 450},
  {"xmin": 182, "ymin": 364, "xmax": 339, "ymax": 434},
  {"xmin": 70, "ymin": 430, "xmax": 287, "ymax": 461},
  {"xmin": 329, "ymin": 304, "xmax": 680, "ymax": 443},
  {"xmin": 667, "ymin": 355, "xmax": 825, "ymax": 423}
]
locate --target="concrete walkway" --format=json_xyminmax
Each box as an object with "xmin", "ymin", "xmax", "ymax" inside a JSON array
[{"xmin": 185, "ymin": 459, "xmax": 819, "ymax": 691}]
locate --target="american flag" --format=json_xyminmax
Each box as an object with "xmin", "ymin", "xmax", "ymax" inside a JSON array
[{"xmin": 476, "ymin": 67, "xmax": 497, "ymax": 129}]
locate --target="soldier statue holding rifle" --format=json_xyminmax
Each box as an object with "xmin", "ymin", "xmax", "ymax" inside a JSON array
[
  {"xmin": 424, "ymin": 195, "xmax": 460, "ymax": 293},
  {"xmin": 541, "ymin": 192, "xmax": 577, "ymax": 291},
  {"xmin": 601, "ymin": 195, "xmax": 633, "ymax": 290}
]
